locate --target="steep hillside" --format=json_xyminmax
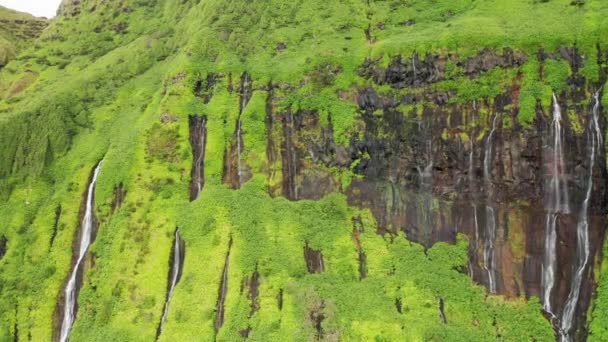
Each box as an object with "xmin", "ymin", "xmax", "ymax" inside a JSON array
[
  {"xmin": 0, "ymin": 6, "xmax": 47, "ymax": 67},
  {"xmin": 0, "ymin": 0, "xmax": 607, "ymax": 341}
]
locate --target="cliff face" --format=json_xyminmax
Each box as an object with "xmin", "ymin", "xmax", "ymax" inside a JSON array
[
  {"xmin": 1, "ymin": 1, "xmax": 608, "ymax": 341},
  {"xmin": 0, "ymin": 6, "xmax": 47, "ymax": 67},
  {"xmin": 261, "ymin": 46, "xmax": 608, "ymax": 340}
]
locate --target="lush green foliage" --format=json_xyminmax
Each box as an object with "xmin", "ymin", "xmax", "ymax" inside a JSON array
[{"xmin": 1, "ymin": 0, "xmax": 607, "ymax": 340}]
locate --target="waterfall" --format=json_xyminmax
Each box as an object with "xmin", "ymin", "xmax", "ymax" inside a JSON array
[
  {"xmin": 156, "ymin": 230, "xmax": 185, "ymax": 338},
  {"xmin": 559, "ymin": 92, "xmax": 601, "ymax": 341},
  {"xmin": 483, "ymin": 114, "xmax": 498, "ymax": 188},
  {"xmin": 484, "ymin": 206, "xmax": 497, "ymax": 293},
  {"xmin": 482, "ymin": 114, "xmax": 498, "ymax": 293},
  {"xmin": 235, "ymin": 73, "xmax": 251, "ymax": 188},
  {"xmin": 236, "ymin": 118, "xmax": 243, "ymax": 186},
  {"xmin": 469, "ymin": 141, "xmax": 474, "ymax": 185},
  {"xmin": 59, "ymin": 161, "xmax": 103, "ymax": 342},
  {"xmin": 543, "ymin": 93, "xmax": 570, "ymax": 316}
]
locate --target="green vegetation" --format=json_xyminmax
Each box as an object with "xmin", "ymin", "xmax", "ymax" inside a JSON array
[
  {"xmin": 0, "ymin": 0, "xmax": 607, "ymax": 340},
  {"xmin": 0, "ymin": 6, "xmax": 47, "ymax": 67}
]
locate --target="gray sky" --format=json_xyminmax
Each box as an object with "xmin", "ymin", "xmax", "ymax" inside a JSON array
[{"xmin": 0, "ymin": 0, "xmax": 62, "ymax": 18}]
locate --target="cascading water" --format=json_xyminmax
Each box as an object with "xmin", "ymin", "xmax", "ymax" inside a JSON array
[
  {"xmin": 59, "ymin": 161, "xmax": 103, "ymax": 342},
  {"xmin": 156, "ymin": 229, "xmax": 185, "ymax": 338},
  {"xmin": 483, "ymin": 114, "xmax": 499, "ymax": 188},
  {"xmin": 482, "ymin": 114, "xmax": 498, "ymax": 293},
  {"xmin": 558, "ymin": 92, "xmax": 601, "ymax": 341},
  {"xmin": 543, "ymin": 93, "xmax": 570, "ymax": 317},
  {"xmin": 483, "ymin": 206, "xmax": 497, "ymax": 293},
  {"xmin": 235, "ymin": 73, "xmax": 252, "ymax": 187}
]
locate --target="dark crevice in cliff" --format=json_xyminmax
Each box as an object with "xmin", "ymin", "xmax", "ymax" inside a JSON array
[
  {"xmin": 304, "ymin": 242, "xmax": 324, "ymax": 273},
  {"xmin": 223, "ymin": 73, "xmax": 252, "ymax": 189},
  {"xmin": 214, "ymin": 238, "xmax": 233, "ymax": 335},
  {"xmin": 111, "ymin": 183, "xmax": 126, "ymax": 213},
  {"xmin": 239, "ymin": 268, "xmax": 260, "ymax": 338},
  {"xmin": 351, "ymin": 216, "xmax": 367, "ymax": 280},
  {"xmin": 49, "ymin": 205, "xmax": 62, "ymax": 248},
  {"xmin": 194, "ymin": 73, "xmax": 216, "ymax": 104},
  {"xmin": 156, "ymin": 229, "xmax": 185, "ymax": 339},
  {"xmin": 266, "ymin": 82, "xmax": 278, "ymax": 190},
  {"xmin": 189, "ymin": 115, "xmax": 207, "ymax": 200},
  {"xmin": 438, "ymin": 297, "xmax": 447, "ymax": 324},
  {"xmin": 0, "ymin": 235, "xmax": 7, "ymax": 260}
]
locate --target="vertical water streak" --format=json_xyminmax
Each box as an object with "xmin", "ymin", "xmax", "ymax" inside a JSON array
[
  {"xmin": 484, "ymin": 206, "xmax": 497, "ymax": 293},
  {"xmin": 482, "ymin": 114, "xmax": 498, "ymax": 293},
  {"xmin": 236, "ymin": 118, "xmax": 243, "ymax": 186},
  {"xmin": 235, "ymin": 73, "xmax": 251, "ymax": 188},
  {"xmin": 483, "ymin": 114, "xmax": 499, "ymax": 189},
  {"xmin": 59, "ymin": 161, "xmax": 103, "ymax": 342},
  {"xmin": 559, "ymin": 93, "xmax": 601, "ymax": 341},
  {"xmin": 543, "ymin": 93, "xmax": 570, "ymax": 316},
  {"xmin": 157, "ymin": 230, "xmax": 185, "ymax": 338},
  {"xmin": 412, "ymin": 53, "xmax": 417, "ymax": 80}
]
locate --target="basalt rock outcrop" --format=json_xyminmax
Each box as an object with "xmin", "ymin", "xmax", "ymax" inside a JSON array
[{"xmin": 257, "ymin": 46, "xmax": 607, "ymax": 340}]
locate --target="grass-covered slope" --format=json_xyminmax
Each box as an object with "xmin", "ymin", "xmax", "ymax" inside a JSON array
[
  {"xmin": 0, "ymin": 6, "xmax": 47, "ymax": 67},
  {"xmin": 0, "ymin": 0, "xmax": 607, "ymax": 341}
]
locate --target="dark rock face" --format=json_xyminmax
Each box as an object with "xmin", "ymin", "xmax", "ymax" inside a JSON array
[
  {"xmin": 304, "ymin": 243, "xmax": 324, "ymax": 273},
  {"xmin": 266, "ymin": 94, "xmax": 339, "ymax": 200},
  {"xmin": 0, "ymin": 235, "xmax": 7, "ymax": 260},
  {"xmin": 263, "ymin": 46, "xmax": 607, "ymax": 340},
  {"xmin": 223, "ymin": 73, "xmax": 253, "ymax": 189},
  {"xmin": 345, "ymin": 48, "xmax": 607, "ymax": 339},
  {"xmin": 189, "ymin": 115, "xmax": 207, "ymax": 200},
  {"xmin": 359, "ymin": 48, "xmax": 526, "ymax": 89}
]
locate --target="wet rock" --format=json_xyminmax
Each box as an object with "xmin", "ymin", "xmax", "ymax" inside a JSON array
[
  {"xmin": 304, "ymin": 243, "xmax": 324, "ymax": 273},
  {"xmin": 189, "ymin": 116, "xmax": 207, "ymax": 200},
  {"xmin": 463, "ymin": 48, "xmax": 526, "ymax": 76}
]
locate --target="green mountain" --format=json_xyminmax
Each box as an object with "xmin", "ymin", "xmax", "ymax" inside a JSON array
[
  {"xmin": 0, "ymin": 5, "xmax": 47, "ymax": 68},
  {"xmin": 1, "ymin": 0, "xmax": 608, "ymax": 341}
]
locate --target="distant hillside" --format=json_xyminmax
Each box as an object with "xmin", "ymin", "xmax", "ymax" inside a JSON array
[{"xmin": 0, "ymin": 6, "xmax": 48, "ymax": 67}]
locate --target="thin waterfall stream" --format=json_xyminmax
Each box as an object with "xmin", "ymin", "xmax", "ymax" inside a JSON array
[
  {"xmin": 59, "ymin": 161, "xmax": 103, "ymax": 342},
  {"xmin": 558, "ymin": 92, "xmax": 601, "ymax": 341},
  {"xmin": 482, "ymin": 114, "xmax": 499, "ymax": 293},
  {"xmin": 236, "ymin": 73, "xmax": 251, "ymax": 187},
  {"xmin": 543, "ymin": 93, "xmax": 570, "ymax": 317},
  {"xmin": 156, "ymin": 229, "xmax": 185, "ymax": 339}
]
